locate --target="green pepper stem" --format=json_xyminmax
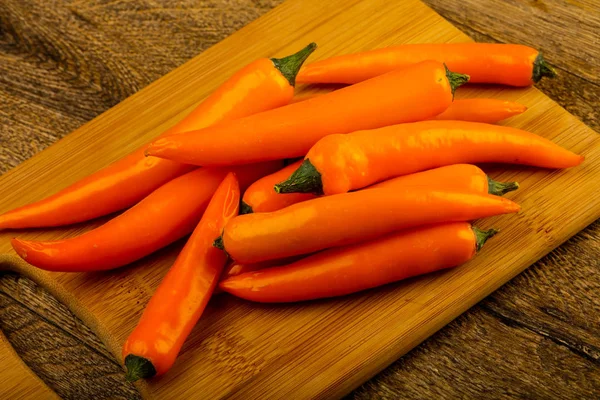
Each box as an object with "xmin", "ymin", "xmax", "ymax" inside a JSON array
[
  {"xmin": 240, "ymin": 201, "xmax": 253, "ymax": 215},
  {"xmin": 271, "ymin": 43, "xmax": 317, "ymax": 87},
  {"xmin": 473, "ymin": 227, "xmax": 499, "ymax": 252},
  {"xmin": 487, "ymin": 177, "xmax": 520, "ymax": 196},
  {"xmin": 532, "ymin": 53, "xmax": 557, "ymax": 83},
  {"xmin": 274, "ymin": 159, "xmax": 323, "ymax": 195},
  {"xmin": 444, "ymin": 64, "xmax": 470, "ymax": 97},
  {"xmin": 213, "ymin": 235, "xmax": 225, "ymax": 250},
  {"xmin": 124, "ymin": 354, "xmax": 156, "ymax": 382}
]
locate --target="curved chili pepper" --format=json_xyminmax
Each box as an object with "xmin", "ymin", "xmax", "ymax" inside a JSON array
[
  {"xmin": 371, "ymin": 164, "xmax": 519, "ymax": 196},
  {"xmin": 241, "ymin": 160, "xmax": 317, "ymax": 214},
  {"xmin": 297, "ymin": 43, "xmax": 556, "ymax": 86},
  {"xmin": 11, "ymin": 161, "xmax": 281, "ymax": 272},
  {"xmin": 0, "ymin": 43, "xmax": 316, "ymax": 230},
  {"xmin": 281, "ymin": 96, "xmax": 526, "ymax": 124},
  {"xmin": 214, "ymin": 187, "xmax": 519, "ymax": 264},
  {"xmin": 225, "ymin": 165, "xmax": 516, "ymax": 275},
  {"xmin": 145, "ymin": 61, "xmax": 469, "ymax": 166},
  {"xmin": 123, "ymin": 172, "xmax": 239, "ymax": 381},
  {"xmin": 432, "ymin": 98, "xmax": 527, "ymax": 123},
  {"xmin": 220, "ymin": 222, "xmax": 497, "ymax": 303},
  {"xmin": 245, "ymin": 163, "xmax": 517, "ymax": 215},
  {"xmin": 275, "ymin": 120, "xmax": 583, "ymax": 196}
]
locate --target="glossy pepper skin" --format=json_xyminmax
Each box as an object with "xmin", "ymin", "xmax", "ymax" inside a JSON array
[
  {"xmin": 144, "ymin": 61, "xmax": 469, "ymax": 166},
  {"xmin": 11, "ymin": 161, "xmax": 281, "ymax": 272},
  {"xmin": 370, "ymin": 164, "xmax": 519, "ymax": 196},
  {"xmin": 241, "ymin": 160, "xmax": 317, "ymax": 214},
  {"xmin": 0, "ymin": 43, "xmax": 316, "ymax": 230},
  {"xmin": 220, "ymin": 164, "xmax": 517, "ymax": 278},
  {"xmin": 284, "ymin": 96, "xmax": 527, "ymax": 124},
  {"xmin": 275, "ymin": 120, "xmax": 584, "ymax": 196},
  {"xmin": 123, "ymin": 173, "xmax": 240, "ymax": 381},
  {"xmin": 220, "ymin": 222, "xmax": 497, "ymax": 303},
  {"xmin": 216, "ymin": 187, "xmax": 519, "ymax": 264},
  {"xmin": 247, "ymin": 163, "xmax": 518, "ymax": 215},
  {"xmin": 223, "ymin": 164, "xmax": 517, "ymax": 277},
  {"xmin": 432, "ymin": 98, "xmax": 527, "ymax": 123},
  {"xmin": 297, "ymin": 43, "xmax": 556, "ymax": 86}
]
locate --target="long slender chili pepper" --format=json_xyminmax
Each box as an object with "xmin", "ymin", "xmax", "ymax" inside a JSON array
[
  {"xmin": 221, "ymin": 162, "xmax": 515, "ymax": 273},
  {"xmin": 370, "ymin": 164, "xmax": 519, "ymax": 196},
  {"xmin": 219, "ymin": 222, "xmax": 497, "ymax": 303},
  {"xmin": 0, "ymin": 43, "xmax": 315, "ymax": 230},
  {"xmin": 275, "ymin": 120, "xmax": 583, "ymax": 196},
  {"xmin": 144, "ymin": 61, "xmax": 469, "ymax": 166},
  {"xmin": 11, "ymin": 161, "xmax": 281, "ymax": 272},
  {"xmin": 284, "ymin": 95, "xmax": 526, "ymax": 123},
  {"xmin": 244, "ymin": 164, "xmax": 517, "ymax": 215},
  {"xmin": 214, "ymin": 187, "xmax": 519, "ymax": 264},
  {"xmin": 297, "ymin": 43, "xmax": 556, "ymax": 86},
  {"xmin": 226, "ymin": 165, "xmax": 515, "ymax": 276},
  {"xmin": 123, "ymin": 173, "xmax": 239, "ymax": 381},
  {"xmin": 432, "ymin": 98, "xmax": 527, "ymax": 123}
]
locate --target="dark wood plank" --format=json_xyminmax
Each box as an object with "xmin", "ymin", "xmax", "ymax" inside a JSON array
[
  {"xmin": 0, "ymin": 272, "xmax": 141, "ymax": 400},
  {"xmin": 353, "ymin": 309, "xmax": 600, "ymax": 399},
  {"xmin": 0, "ymin": 0, "xmax": 282, "ymax": 174},
  {"xmin": 0, "ymin": 0, "xmax": 599, "ymax": 398},
  {"xmin": 0, "ymin": 271, "xmax": 112, "ymax": 360}
]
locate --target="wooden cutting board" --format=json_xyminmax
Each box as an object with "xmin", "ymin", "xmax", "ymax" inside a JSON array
[{"xmin": 0, "ymin": 0, "xmax": 599, "ymax": 398}]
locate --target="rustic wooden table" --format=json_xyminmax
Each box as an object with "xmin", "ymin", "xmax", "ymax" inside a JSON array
[{"xmin": 1, "ymin": 0, "xmax": 599, "ymax": 399}]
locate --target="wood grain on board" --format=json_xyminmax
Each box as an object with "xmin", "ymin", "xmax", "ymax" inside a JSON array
[{"xmin": 0, "ymin": 2, "xmax": 597, "ymax": 396}]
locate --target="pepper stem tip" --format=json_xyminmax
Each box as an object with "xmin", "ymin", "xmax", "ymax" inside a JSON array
[
  {"xmin": 473, "ymin": 227, "xmax": 499, "ymax": 252},
  {"xmin": 487, "ymin": 177, "xmax": 520, "ymax": 196},
  {"xmin": 124, "ymin": 354, "xmax": 156, "ymax": 383},
  {"xmin": 532, "ymin": 53, "xmax": 557, "ymax": 83},
  {"xmin": 274, "ymin": 159, "xmax": 323, "ymax": 195},
  {"xmin": 240, "ymin": 201, "xmax": 253, "ymax": 215},
  {"xmin": 213, "ymin": 235, "xmax": 225, "ymax": 250},
  {"xmin": 271, "ymin": 42, "xmax": 317, "ymax": 87},
  {"xmin": 444, "ymin": 63, "xmax": 470, "ymax": 97}
]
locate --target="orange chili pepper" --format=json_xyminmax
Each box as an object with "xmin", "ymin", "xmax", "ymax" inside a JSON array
[
  {"xmin": 371, "ymin": 164, "xmax": 519, "ymax": 195},
  {"xmin": 145, "ymin": 61, "xmax": 469, "ymax": 166},
  {"xmin": 0, "ymin": 43, "xmax": 315, "ymax": 230},
  {"xmin": 214, "ymin": 187, "xmax": 519, "ymax": 264},
  {"xmin": 275, "ymin": 120, "xmax": 584, "ymax": 196},
  {"xmin": 123, "ymin": 172, "xmax": 239, "ymax": 381},
  {"xmin": 297, "ymin": 43, "xmax": 556, "ymax": 86},
  {"xmin": 223, "ymin": 165, "xmax": 509, "ymax": 273},
  {"xmin": 241, "ymin": 160, "xmax": 317, "ymax": 214},
  {"xmin": 220, "ymin": 222, "xmax": 496, "ymax": 303},
  {"xmin": 11, "ymin": 161, "xmax": 281, "ymax": 272},
  {"xmin": 224, "ymin": 169, "xmax": 514, "ymax": 274},
  {"xmin": 432, "ymin": 98, "xmax": 527, "ymax": 123},
  {"xmin": 287, "ymin": 95, "xmax": 526, "ymax": 125},
  {"xmin": 245, "ymin": 164, "xmax": 517, "ymax": 215}
]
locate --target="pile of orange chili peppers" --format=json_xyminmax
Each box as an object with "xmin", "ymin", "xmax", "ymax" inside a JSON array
[{"xmin": 2, "ymin": 42, "xmax": 584, "ymax": 381}]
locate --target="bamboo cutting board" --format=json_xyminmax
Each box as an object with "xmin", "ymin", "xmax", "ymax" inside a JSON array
[{"xmin": 0, "ymin": 0, "xmax": 599, "ymax": 398}]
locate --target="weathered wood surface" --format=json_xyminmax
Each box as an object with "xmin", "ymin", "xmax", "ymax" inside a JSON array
[
  {"xmin": 0, "ymin": 272, "xmax": 141, "ymax": 399},
  {"xmin": 0, "ymin": 0, "xmax": 598, "ymax": 399}
]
